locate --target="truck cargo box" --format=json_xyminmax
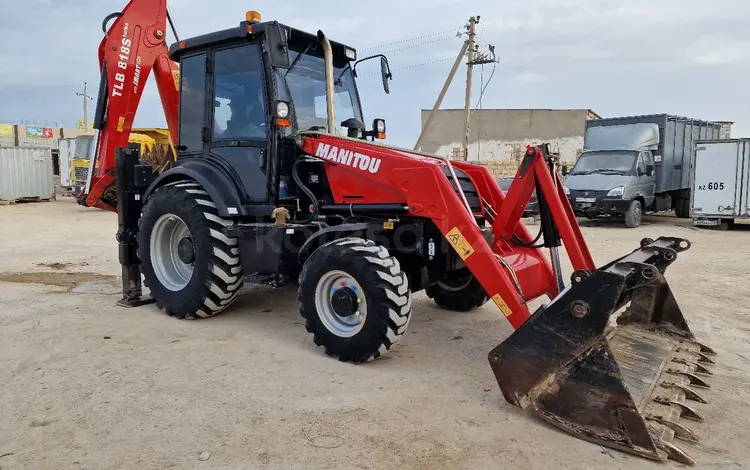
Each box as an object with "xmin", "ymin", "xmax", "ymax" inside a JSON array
[{"xmin": 691, "ymin": 138, "xmax": 749, "ymax": 227}]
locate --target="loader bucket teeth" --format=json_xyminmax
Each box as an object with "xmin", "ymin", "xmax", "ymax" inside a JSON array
[{"xmin": 488, "ymin": 237, "xmax": 716, "ymax": 465}]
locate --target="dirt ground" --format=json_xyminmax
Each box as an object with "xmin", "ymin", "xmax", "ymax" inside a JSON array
[{"xmin": 0, "ymin": 198, "xmax": 748, "ymax": 470}]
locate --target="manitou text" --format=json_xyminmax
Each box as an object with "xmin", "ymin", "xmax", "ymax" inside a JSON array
[{"xmin": 315, "ymin": 143, "xmax": 382, "ymax": 174}]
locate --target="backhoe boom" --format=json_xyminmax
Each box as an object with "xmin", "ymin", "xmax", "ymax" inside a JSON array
[{"xmin": 79, "ymin": 0, "xmax": 179, "ymax": 211}]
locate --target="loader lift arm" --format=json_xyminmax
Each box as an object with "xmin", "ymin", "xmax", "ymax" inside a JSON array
[{"xmin": 79, "ymin": 0, "xmax": 179, "ymax": 212}]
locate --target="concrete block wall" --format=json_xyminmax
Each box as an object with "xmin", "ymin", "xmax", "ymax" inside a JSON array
[
  {"xmin": 473, "ymin": 160, "xmax": 522, "ymax": 179},
  {"xmin": 418, "ymin": 108, "xmax": 599, "ymax": 164},
  {"xmin": 0, "ymin": 124, "xmax": 81, "ymax": 149}
]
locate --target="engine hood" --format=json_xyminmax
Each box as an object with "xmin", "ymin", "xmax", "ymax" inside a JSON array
[{"xmin": 564, "ymin": 174, "xmax": 632, "ymax": 192}]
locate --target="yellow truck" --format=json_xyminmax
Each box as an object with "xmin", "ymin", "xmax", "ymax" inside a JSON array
[{"xmin": 62, "ymin": 128, "xmax": 174, "ymax": 197}]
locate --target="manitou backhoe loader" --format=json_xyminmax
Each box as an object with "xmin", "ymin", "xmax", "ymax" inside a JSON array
[{"xmin": 80, "ymin": 0, "xmax": 718, "ymax": 464}]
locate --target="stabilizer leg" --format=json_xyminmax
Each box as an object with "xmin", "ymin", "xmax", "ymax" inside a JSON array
[{"xmin": 115, "ymin": 144, "xmax": 157, "ymax": 308}]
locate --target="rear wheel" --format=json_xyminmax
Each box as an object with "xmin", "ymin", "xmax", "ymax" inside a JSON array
[
  {"xmin": 675, "ymin": 197, "xmax": 690, "ymax": 218},
  {"xmin": 138, "ymin": 181, "xmax": 244, "ymax": 319},
  {"xmin": 624, "ymin": 200, "xmax": 643, "ymax": 228},
  {"xmin": 298, "ymin": 238, "xmax": 412, "ymax": 363},
  {"xmin": 426, "ymin": 268, "xmax": 489, "ymax": 312}
]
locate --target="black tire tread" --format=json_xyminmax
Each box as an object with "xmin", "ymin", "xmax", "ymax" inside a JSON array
[
  {"xmin": 298, "ymin": 237, "xmax": 412, "ymax": 363},
  {"xmin": 425, "ymin": 271, "xmax": 489, "ymax": 312},
  {"xmin": 138, "ymin": 180, "xmax": 244, "ymax": 320},
  {"xmin": 625, "ymin": 199, "xmax": 643, "ymax": 228}
]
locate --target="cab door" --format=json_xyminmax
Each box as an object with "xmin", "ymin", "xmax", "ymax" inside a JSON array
[
  {"xmin": 208, "ymin": 43, "xmax": 272, "ymax": 207},
  {"xmin": 636, "ymin": 151, "xmax": 655, "ymax": 207}
]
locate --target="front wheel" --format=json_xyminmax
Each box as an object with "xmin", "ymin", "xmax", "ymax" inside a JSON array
[
  {"xmin": 425, "ymin": 268, "xmax": 489, "ymax": 312},
  {"xmin": 624, "ymin": 200, "xmax": 643, "ymax": 228},
  {"xmin": 298, "ymin": 238, "xmax": 412, "ymax": 363}
]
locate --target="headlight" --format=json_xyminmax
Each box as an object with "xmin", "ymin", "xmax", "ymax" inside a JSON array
[
  {"xmin": 563, "ymin": 185, "xmax": 570, "ymax": 195},
  {"xmin": 607, "ymin": 185, "xmax": 625, "ymax": 197},
  {"xmin": 276, "ymin": 101, "xmax": 289, "ymax": 118}
]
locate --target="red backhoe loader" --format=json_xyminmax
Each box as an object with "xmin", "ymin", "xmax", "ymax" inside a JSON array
[{"xmin": 80, "ymin": 0, "xmax": 718, "ymax": 465}]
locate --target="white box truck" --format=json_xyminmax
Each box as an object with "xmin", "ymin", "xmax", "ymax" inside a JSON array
[{"xmin": 691, "ymin": 138, "xmax": 750, "ymax": 230}]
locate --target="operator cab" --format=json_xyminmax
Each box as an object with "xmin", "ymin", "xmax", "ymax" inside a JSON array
[{"xmin": 167, "ymin": 11, "xmax": 391, "ymax": 217}]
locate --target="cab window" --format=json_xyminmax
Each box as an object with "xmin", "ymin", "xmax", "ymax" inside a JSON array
[{"xmin": 212, "ymin": 44, "xmax": 268, "ymax": 142}]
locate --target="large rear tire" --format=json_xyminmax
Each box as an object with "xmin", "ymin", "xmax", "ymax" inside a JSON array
[
  {"xmin": 137, "ymin": 181, "xmax": 244, "ymax": 319},
  {"xmin": 425, "ymin": 268, "xmax": 489, "ymax": 312},
  {"xmin": 298, "ymin": 238, "xmax": 412, "ymax": 363}
]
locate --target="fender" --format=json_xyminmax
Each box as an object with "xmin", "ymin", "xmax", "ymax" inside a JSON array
[
  {"xmin": 298, "ymin": 222, "xmax": 370, "ymax": 263},
  {"xmin": 143, "ymin": 159, "xmax": 246, "ymax": 218}
]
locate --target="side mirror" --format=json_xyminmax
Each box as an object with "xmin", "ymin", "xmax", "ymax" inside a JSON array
[
  {"xmin": 646, "ymin": 164, "xmax": 654, "ymax": 176},
  {"xmin": 264, "ymin": 22, "xmax": 290, "ymax": 68},
  {"xmin": 561, "ymin": 165, "xmax": 569, "ymax": 176},
  {"xmin": 366, "ymin": 119, "xmax": 386, "ymax": 140},
  {"xmin": 353, "ymin": 54, "xmax": 393, "ymax": 94},
  {"xmin": 380, "ymin": 56, "xmax": 392, "ymax": 94}
]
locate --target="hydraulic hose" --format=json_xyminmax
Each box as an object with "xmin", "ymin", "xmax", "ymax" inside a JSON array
[{"xmin": 289, "ymin": 158, "xmax": 319, "ymax": 224}]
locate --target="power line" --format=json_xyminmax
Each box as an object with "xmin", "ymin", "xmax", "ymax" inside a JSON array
[
  {"xmin": 379, "ymin": 35, "xmax": 460, "ymax": 55},
  {"xmin": 357, "ymin": 56, "xmax": 456, "ymax": 78},
  {"xmin": 473, "ymin": 60, "xmax": 497, "ymax": 110},
  {"xmin": 358, "ymin": 27, "xmax": 462, "ymax": 52}
]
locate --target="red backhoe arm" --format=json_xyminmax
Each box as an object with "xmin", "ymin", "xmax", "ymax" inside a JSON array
[{"xmin": 81, "ymin": 0, "xmax": 180, "ymax": 212}]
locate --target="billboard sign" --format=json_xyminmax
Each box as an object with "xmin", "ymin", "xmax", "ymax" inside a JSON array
[{"xmin": 26, "ymin": 127, "xmax": 54, "ymax": 139}]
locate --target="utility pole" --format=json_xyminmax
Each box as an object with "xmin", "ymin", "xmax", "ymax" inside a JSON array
[
  {"xmin": 76, "ymin": 82, "xmax": 93, "ymax": 132},
  {"xmin": 413, "ymin": 39, "xmax": 469, "ymax": 151},
  {"xmin": 462, "ymin": 16, "xmax": 478, "ymax": 161}
]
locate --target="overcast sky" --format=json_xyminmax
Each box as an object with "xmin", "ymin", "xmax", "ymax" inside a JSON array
[{"xmin": 1, "ymin": 0, "xmax": 748, "ymax": 147}]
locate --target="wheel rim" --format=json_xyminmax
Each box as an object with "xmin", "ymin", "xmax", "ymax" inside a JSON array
[
  {"xmin": 150, "ymin": 213, "xmax": 194, "ymax": 291},
  {"xmin": 315, "ymin": 270, "xmax": 368, "ymax": 338},
  {"xmin": 634, "ymin": 203, "xmax": 642, "ymax": 224},
  {"xmin": 437, "ymin": 270, "xmax": 473, "ymax": 292}
]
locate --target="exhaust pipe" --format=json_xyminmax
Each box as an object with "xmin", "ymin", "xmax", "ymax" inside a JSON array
[{"xmin": 317, "ymin": 30, "xmax": 335, "ymax": 134}]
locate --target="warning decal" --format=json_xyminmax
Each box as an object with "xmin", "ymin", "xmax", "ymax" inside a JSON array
[
  {"xmin": 446, "ymin": 227, "xmax": 475, "ymax": 260},
  {"xmin": 492, "ymin": 294, "xmax": 513, "ymax": 318}
]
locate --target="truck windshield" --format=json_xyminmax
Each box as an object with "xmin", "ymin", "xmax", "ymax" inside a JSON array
[
  {"xmin": 282, "ymin": 46, "xmax": 362, "ymax": 135},
  {"xmin": 73, "ymin": 136, "xmax": 94, "ymax": 159},
  {"xmin": 570, "ymin": 151, "xmax": 636, "ymax": 175}
]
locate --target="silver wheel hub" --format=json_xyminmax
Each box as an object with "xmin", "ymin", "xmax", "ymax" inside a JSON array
[
  {"xmin": 315, "ymin": 270, "xmax": 367, "ymax": 337},
  {"xmin": 150, "ymin": 213, "xmax": 194, "ymax": 291}
]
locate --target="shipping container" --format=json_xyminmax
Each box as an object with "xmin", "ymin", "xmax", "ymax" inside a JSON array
[
  {"xmin": 691, "ymin": 138, "xmax": 750, "ymax": 229},
  {"xmin": 0, "ymin": 147, "xmax": 56, "ymax": 203}
]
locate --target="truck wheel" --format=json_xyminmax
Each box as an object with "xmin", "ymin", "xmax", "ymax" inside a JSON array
[
  {"xmin": 426, "ymin": 268, "xmax": 489, "ymax": 312},
  {"xmin": 624, "ymin": 200, "xmax": 643, "ymax": 228},
  {"xmin": 298, "ymin": 238, "xmax": 412, "ymax": 363},
  {"xmin": 678, "ymin": 197, "xmax": 691, "ymax": 218},
  {"xmin": 138, "ymin": 181, "xmax": 244, "ymax": 319}
]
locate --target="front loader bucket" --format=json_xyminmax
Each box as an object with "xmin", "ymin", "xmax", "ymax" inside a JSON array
[{"xmin": 489, "ymin": 237, "xmax": 716, "ymax": 465}]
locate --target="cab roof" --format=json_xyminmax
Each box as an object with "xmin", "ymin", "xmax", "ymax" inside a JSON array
[{"xmin": 168, "ymin": 21, "xmax": 356, "ymax": 62}]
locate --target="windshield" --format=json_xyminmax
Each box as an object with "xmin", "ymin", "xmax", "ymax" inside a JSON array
[
  {"xmin": 73, "ymin": 135, "xmax": 94, "ymax": 159},
  {"xmin": 570, "ymin": 151, "xmax": 636, "ymax": 175},
  {"xmin": 282, "ymin": 46, "xmax": 362, "ymax": 136}
]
